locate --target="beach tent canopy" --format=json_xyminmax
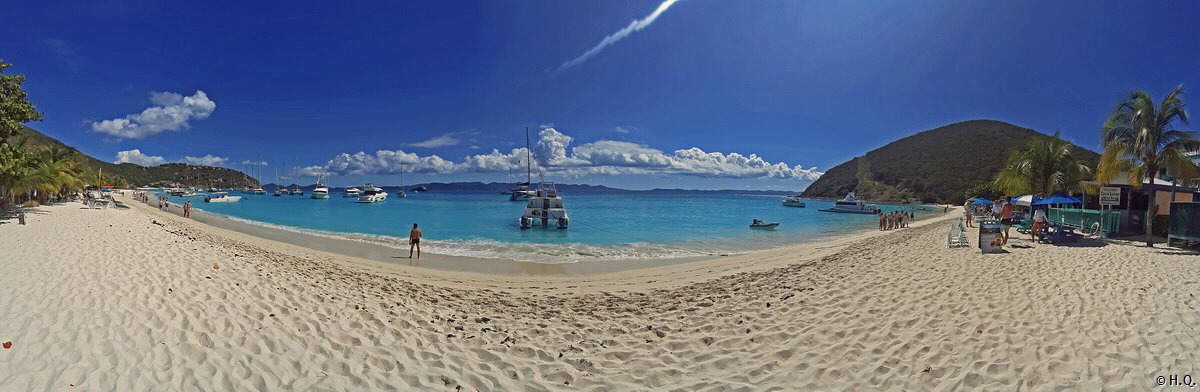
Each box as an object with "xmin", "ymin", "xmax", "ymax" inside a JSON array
[
  {"xmin": 1011, "ymin": 195, "xmax": 1038, "ymax": 206},
  {"xmin": 970, "ymin": 199, "xmax": 994, "ymax": 205},
  {"xmin": 1033, "ymin": 194, "xmax": 1082, "ymax": 205}
]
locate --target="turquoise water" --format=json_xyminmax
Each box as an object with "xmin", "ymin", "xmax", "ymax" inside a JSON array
[{"xmin": 156, "ymin": 190, "xmax": 943, "ymax": 263}]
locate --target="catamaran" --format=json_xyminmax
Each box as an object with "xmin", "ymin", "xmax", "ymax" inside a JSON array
[
  {"xmin": 818, "ymin": 192, "xmax": 880, "ymax": 214},
  {"xmin": 356, "ymin": 183, "xmax": 388, "ymax": 203},
  {"xmin": 311, "ymin": 175, "xmax": 329, "ymax": 199},
  {"xmin": 520, "ymin": 182, "xmax": 569, "ymax": 229}
]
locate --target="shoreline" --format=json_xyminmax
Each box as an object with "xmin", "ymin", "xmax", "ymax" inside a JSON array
[
  {"xmin": 120, "ymin": 192, "xmax": 955, "ymax": 278},
  {"xmin": 5, "ymin": 194, "xmax": 1198, "ymax": 389}
]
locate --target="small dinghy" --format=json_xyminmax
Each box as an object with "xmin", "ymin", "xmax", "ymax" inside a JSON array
[{"xmin": 750, "ymin": 219, "xmax": 780, "ymax": 229}]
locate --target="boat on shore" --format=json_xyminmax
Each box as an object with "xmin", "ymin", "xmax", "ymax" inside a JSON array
[
  {"xmin": 356, "ymin": 184, "xmax": 388, "ymax": 203},
  {"xmin": 520, "ymin": 182, "xmax": 569, "ymax": 229},
  {"xmin": 781, "ymin": 195, "xmax": 806, "ymax": 208},
  {"xmin": 818, "ymin": 192, "xmax": 880, "ymax": 214}
]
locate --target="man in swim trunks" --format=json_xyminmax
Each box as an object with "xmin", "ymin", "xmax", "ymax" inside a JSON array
[
  {"xmin": 999, "ymin": 199, "xmax": 1013, "ymax": 244},
  {"xmin": 409, "ymin": 223, "xmax": 422, "ymax": 259}
]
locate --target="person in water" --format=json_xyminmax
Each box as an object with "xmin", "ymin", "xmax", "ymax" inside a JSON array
[{"xmin": 409, "ymin": 223, "xmax": 422, "ymax": 259}]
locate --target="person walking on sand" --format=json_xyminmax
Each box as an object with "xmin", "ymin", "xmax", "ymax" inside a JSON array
[
  {"xmin": 963, "ymin": 201, "xmax": 973, "ymax": 227},
  {"xmin": 409, "ymin": 223, "xmax": 422, "ymax": 259},
  {"xmin": 999, "ymin": 200, "xmax": 1014, "ymax": 244}
]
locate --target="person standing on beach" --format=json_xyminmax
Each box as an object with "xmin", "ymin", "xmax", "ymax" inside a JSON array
[
  {"xmin": 878, "ymin": 213, "xmax": 885, "ymax": 231},
  {"xmin": 963, "ymin": 201, "xmax": 973, "ymax": 227},
  {"xmin": 183, "ymin": 201, "xmax": 192, "ymax": 218},
  {"xmin": 999, "ymin": 200, "xmax": 1013, "ymax": 244},
  {"xmin": 409, "ymin": 223, "xmax": 422, "ymax": 259}
]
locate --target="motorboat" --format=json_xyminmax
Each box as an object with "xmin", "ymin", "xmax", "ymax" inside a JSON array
[
  {"xmin": 312, "ymin": 176, "xmax": 330, "ymax": 199},
  {"xmin": 343, "ymin": 186, "xmax": 361, "ymax": 198},
  {"xmin": 181, "ymin": 191, "xmax": 205, "ymax": 198},
  {"xmin": 290, "ymin": 185, "xmax": 304, "ymax": 196},
  {"xmin": 520, "ymin": 182, "xmax": 569, "ymax": 229},
  {"xmin": 818, "ymin": 192, "xmax": 880, "ymax": 214},
  {"xmin": 750, "ymin": 219, "xmax": 780, "ymax": 229},
  {"xmin": 356, "ymin": 184, "xmax": 388, "ymax": 203},
  {"xmin": 204, "ymin": 192, "xmax": 242, "ymax": 203},
  {"xmin": 410, "ymin": 186, "xmax": 428, "ymax": 193},
  {"xmin": 166, "ymin": 189, "xmax": 186, "ymax": 196},
  {"xmin": 781, "ymin": 195, "xmax": 806, "ymax": 208},
  {"xmin": 251, "ymin": 188, "xmax": 267, "ymax": 195},
  {"xmin": 509, "ymin": 182, "xmax": 536, "ymax": 201}
]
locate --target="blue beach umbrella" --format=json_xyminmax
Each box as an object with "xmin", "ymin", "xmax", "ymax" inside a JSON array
[
  {"xmin": 1033, "ymin": 194, "xmax": 1081, "ymax": 205},
  {"xmin": 970, "ymin": 199, "xmax": 994, "ymax": 205}
]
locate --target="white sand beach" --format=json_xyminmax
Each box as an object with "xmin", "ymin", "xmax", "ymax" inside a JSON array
[{"xmin": 2, "ymin": 197, "xmax": 1198, "ymax": 391}]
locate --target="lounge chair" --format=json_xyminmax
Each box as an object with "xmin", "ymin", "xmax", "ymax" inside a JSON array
[
  {"xmin": 1015, "ymin": 219, "xmax": 1034, "ymax": 235},
  {"xmin": 948, "ymin": 218, "xmax": 970, "ymax": 248}
]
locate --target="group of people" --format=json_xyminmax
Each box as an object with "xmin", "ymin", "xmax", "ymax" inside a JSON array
[
  {"xmin": 962, "ymin": 197, "xmax": 1056, "ymax": 245},
  {"xmin": 878, "ymin": 210, "xmax": 914, "ymax": 231}
]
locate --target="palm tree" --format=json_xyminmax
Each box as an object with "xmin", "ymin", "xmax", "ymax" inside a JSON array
[
  {"xmin": 1099, "ymin": 85, "xmax": 1200, "ymax": 246},
  {"xmin": 994, "ymin": 130, "xmax": 1093, "ymax": 197}
]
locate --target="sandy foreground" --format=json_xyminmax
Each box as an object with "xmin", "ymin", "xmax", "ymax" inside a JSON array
[{"xmin": 2, "ymin": 199, "xmax": 1199, "ymax": 391}]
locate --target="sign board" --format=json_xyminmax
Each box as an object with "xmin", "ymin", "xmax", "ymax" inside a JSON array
[
  {"xmin": 1099, "ymin": 187, "xmax": 1121, "ymax": 206},
  {"xmin": 979, "ymin": 220, "xmax": 1004, "ymax": 254}
]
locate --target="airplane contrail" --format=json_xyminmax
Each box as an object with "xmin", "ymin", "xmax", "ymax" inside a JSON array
[{"xmin": 554, "ymin": 0, "xmax": 680, "ymax": 74}]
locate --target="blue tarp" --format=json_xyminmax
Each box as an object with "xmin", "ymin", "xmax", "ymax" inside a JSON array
[{"xmin": 971, "ymin": 199, "xmax": 994, "ymax": 205}]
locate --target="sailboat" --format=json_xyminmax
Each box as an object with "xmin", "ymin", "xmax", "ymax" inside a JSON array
[
  {"xmin": 396, "ymin": 169, "xmax": 407, "ymax": 198},
  {"xmin": 509, "ymin": 128, "xmax": 536, "ymax": 201},
  {"xmin": 273, "ymin": 167, "xmax": 283, "ymax": 196}
]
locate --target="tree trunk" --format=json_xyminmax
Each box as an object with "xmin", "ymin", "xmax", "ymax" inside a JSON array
[{"xmin": 1145, "ymin": 165, "xmax": 1157, "ymax": 247}]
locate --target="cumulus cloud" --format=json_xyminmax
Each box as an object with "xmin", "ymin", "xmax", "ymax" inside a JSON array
[
  {"xmin": 114, "ymin": 149, "xmax": 166, "ymax": 166},
  {"xmin": 555, "ymin": 0, "xmax": 679, "ymax": 73},
  {"xmin": 307, "ymin": 126, "xmax": 823, "ymax": 181},
  {"xmin": 240, "ymin": 160, "xmax": 268, "ymax": 166},
  {"xmin": 181, "ymin": 155, "xmax": 228, "ymax": 167},
  {"xmin": 91, "ymin": 90, "xmax": 216, "ymax": 139},
  {"xmin": 404, "ymin": 133, "xmax": 460, "ymax": 148}
]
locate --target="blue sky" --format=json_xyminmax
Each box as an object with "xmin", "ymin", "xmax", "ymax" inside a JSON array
[{"xmin": 3, "ymin": 0, "xmax": 1198, "ymax": 190}]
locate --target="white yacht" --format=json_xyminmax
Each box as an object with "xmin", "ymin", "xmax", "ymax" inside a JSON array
[
  {"xmin": 343, "ymin": 186, "xmax": 361, "ymax": 198},
  {"xmin": 509, "ymin": 182, "xmax": 536, "ymax": 201},
  {"xmin": 356, "ymin": 184, "xmax": 388, "ymax": 203},
  {"xmin": 781, "ymin": 195, "xmax": 806, "ymax": 208},
  {"xmin": 290, "ymin": 185, "xmax": 304, "ymax": 196},
  {"xmin": 204, "ymin": 192, "xmax": 242, "ymax": 203},
  {"xmin": 818, "ymin": 192, "xmax": 881, "ymax": 214},
  {"xmin": 520, "ymin": 182, "xmax": 569, "ymax": 229},
  {"xmin": 311, "ymin": 176, "xmax": 329, "ymax": 199},
  {"xmin": 251, "ymin": 188, "xmax": 267, "ymax": 195}
]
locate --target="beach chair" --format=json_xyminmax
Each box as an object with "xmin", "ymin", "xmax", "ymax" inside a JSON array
[
  {"xmin": 1015, "ymin": 219, "xmax": 1034, "ymax": 235},
  {"xmin": 948, "ymin": 218, "xmax": 970, "ymax": 248},
  {"xmin": 1044, "ymin": 224, "xmax": 1079, "ymax": 244}
]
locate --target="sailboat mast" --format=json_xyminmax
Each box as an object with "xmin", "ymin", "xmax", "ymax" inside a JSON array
[{"xmin": 525, "ymin": 127, "xmax": 531, "ymax": 184}]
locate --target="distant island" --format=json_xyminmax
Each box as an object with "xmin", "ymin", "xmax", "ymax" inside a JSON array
[
  {"xmin": 801, "ymin": 120, "xmax": 1101, "ymax": 204},
  {"xmin": 264, "ymin": 182, "xmax": 798, "ymax": 196}
]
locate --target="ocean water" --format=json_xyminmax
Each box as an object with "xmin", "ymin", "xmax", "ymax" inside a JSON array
[{"xmin": 156, "ymin": 190, "xmax": 945, "ymax": 263}]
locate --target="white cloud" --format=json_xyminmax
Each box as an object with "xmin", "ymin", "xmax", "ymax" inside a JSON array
[
  {"xmin": 181, "ymin": 155, "xmax": 228, "ymax": 167},
  {"xmin": 615, "ymin": 126, "xmax": 632, "ymax": 134},
  {"xmin": 91, "ymin": 90, "xmax": 216, "ymax": 139},
  {"xmin": 404, "ymin": 133, "xmax": 460, "ymax": 148},
  {"xmin": 240, "ymin": 160, "xmax": 268, "ymax": 166},
  {"xmin": 555, "ymin": 0, "xmax": 680, "ymax": 73},
  {"xmin": 308, "ymin": 126, "xmax": 823, "ymax": 181},
  {"xmin": 114, "ymin": 149, "xmax": 166, "ymax": 166}
]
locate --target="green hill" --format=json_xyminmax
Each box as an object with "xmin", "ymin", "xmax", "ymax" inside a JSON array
[
  {"xmin": 14, "ymin": 126, "xmax": 259, "ymax": 188},
  {"xmin": 801, "ymin": 120, "xmax": 1100, "ymax": 204}
]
